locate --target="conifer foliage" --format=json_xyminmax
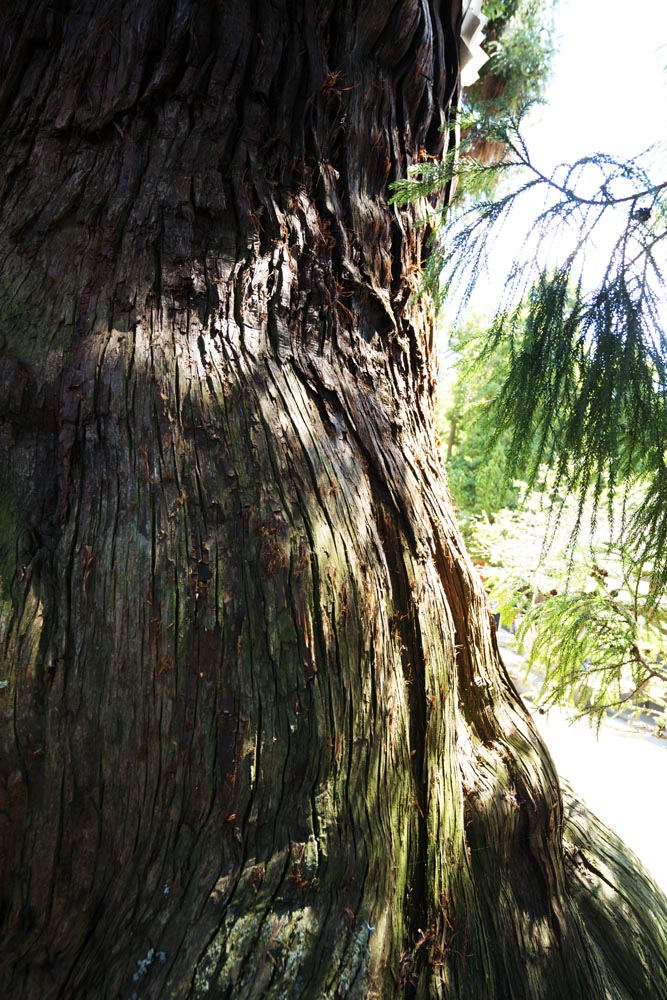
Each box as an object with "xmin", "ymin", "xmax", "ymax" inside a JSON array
[{"xmin": 392, "ymin": 106, "xmax": 667, "ymax": 601}]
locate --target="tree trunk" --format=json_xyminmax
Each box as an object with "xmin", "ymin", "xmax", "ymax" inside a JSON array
[{"xmin": 0, "ymin": 2, "xmax": 665, "ymax": 998}]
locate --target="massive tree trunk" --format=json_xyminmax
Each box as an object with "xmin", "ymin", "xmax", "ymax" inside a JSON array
[{"xmin": 0, "ymin": 2, "xmax": 665, "ymax": 998}]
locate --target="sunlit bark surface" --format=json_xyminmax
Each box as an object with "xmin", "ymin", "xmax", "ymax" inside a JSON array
[{"xmin": 1, "ymin": 2, "xmax": 666, "ymax": 997}]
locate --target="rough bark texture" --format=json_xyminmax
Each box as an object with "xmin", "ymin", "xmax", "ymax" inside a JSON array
[
  {"xmin": 0, "ymin": 2, "xmax": 666, "ymax": 998},
  {"xmin": 561, "ymin": 781, "xmax": 667, "ymax": 999}
]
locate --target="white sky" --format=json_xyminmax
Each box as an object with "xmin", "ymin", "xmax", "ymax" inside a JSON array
[{"xmin": 526, "ymin": 0, "xmax": 667, "ymax": 167}]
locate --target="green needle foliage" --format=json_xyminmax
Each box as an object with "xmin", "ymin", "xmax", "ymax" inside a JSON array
[
  {"xmin": 439, "ymin": 320, "xmax": 524, "ymax": 517},
  {"xmin": 462, "ymin": 480, "xmax": 667, "ymax": 734},
  {"xmin": 390, "ymin": 0, "xmax": 667, "ymax": 727},
  {"xmin": 463, "ymin": 0, "xmax": 558, "ymax": 167},
  {"xmin": 395, "ymin": 90, "xmax": 667, "ymax": 731},
  {"xmin": 392, "ymin": 105, "xmax": 667, "ymax": 603},
  {"xmin": 517, "ymin": 560, "xmax": 667, "ymax": 733}
]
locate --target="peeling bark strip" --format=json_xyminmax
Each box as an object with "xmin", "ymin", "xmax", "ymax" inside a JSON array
[{"xmin": 0, "ymin": 2, "xmax": 666, "ymax": 998}]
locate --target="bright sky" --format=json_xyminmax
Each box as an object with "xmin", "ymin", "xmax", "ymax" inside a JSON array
[{"xmin": 526, "ymin": 0, "xmax": 667, "ymax": 167}]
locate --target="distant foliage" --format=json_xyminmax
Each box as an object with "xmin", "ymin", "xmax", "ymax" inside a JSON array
[
  {"xmin": 419, "ymin": 91, "xmax": 667, "ymax": 732},
  {"xmin": 439, "ymin": 320, "xmax": 522, "ymax": 516},
  {"xmin": 478, "ymin": 0, "xmax": 557, "ymax": 104},
  {"xmin": 392, "ymin": 105, "xmax": 667, "ymax": 604},
  {"xmin": 465, "ymin": 0, "xmax": 558, "ymax": 161},
  {"xmin": 518, "ymin": 568, "xmax": 667, "ymax": 734},
  {"xmin": 460, "ymin": 485, "xmax": 667, "ymax": 736}
]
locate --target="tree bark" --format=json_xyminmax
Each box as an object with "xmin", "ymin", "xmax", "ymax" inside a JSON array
[{"xmin": 0, "ymin": 2, "xmax": 665, "ymax": 998}]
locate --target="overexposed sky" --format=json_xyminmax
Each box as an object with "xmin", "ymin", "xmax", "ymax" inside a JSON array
[{"xmin": 527, "ymin": 0, "xmax": 667, "ymax": 166}]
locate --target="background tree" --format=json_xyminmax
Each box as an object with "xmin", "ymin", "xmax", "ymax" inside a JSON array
[
  {"xmin": 462, "ymin": 0, "xmax": 558, "ymax": 165},
  {"xmin": 438, "ymin": 320, "xmax": 522, "ymax": 516},
  {"xmin": 1, "ymin": 3, "xmax": 666, "ymax": 999}
]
